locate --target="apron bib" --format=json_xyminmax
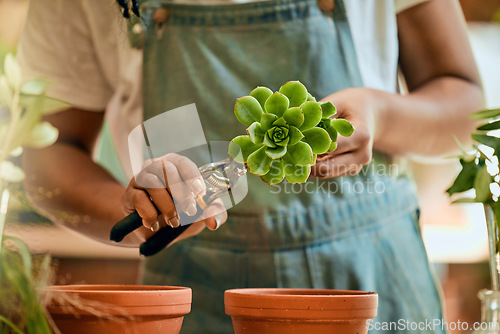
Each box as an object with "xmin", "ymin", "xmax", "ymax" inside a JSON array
[{"xmin": 132, "ymin": 1, "xmax": 445, "ymax": 333}]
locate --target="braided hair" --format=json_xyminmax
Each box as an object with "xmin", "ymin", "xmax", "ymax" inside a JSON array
[{"xmin": 116, "ymin": 0, "xmax": 140, "ymax": 18}]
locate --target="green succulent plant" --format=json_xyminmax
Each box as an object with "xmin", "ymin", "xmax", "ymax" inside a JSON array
[{"xmin": 229, "ymin": 81, "xmax": 354, "ymax": 184}]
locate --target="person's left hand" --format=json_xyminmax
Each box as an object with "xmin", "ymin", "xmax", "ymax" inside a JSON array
[{"xmin": 311, "ymin": 87, "xmax": 381, "ymax": 178}]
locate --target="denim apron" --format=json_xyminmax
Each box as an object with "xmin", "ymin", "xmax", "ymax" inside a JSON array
[{"xmin": 134, "ymin": 1, "xmax": 445, "ymax": 333}]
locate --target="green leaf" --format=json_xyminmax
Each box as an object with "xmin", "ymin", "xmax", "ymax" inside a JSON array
[
  {"xmin": 446, "ymin": 159, "xmax": 478, "ymax": 195},
  {"xmin": 302, "ymin": 127, "xmax": 331, "ymax": 154},
  {"xmin": 287, "ymin": 141, "xmax": 313, "ymax": 165},
  {"xmin": 21, "ymin": 78, "xmax": 51, "ymax": 95},
  {"xmin": 477, "ymin": 120, "xmax": 500, "ymax": 131},
  {"xmin": 474, "ymin": 164, "xmax": 493, "ymax": 202},
  {"xmin": 266, "ymin": 146, "xmax": 287, "ymax": 159},
  {"xmin": 234, "ymin": 96, "xmax": 264, "ymax": 126},
  {"xmin": 264, "ymin": 92, "xmax": 289, "ymax": 117},
  {"xmin": 263, "ymin": 131, "xmax": 277, "ymax": 148},
  {"xmin": 250, "ymin": 86, "xmax": 273, "ymax": 109},
  {"xmin": 247, "ymin": 122, "xmax": 264, "ymax": 144},
  {"xmin": 324, "ymin": 123, "xmax": 338, "ymax": 143},
  {"xmin": 307, "ymin": 93, "xmax": 316, "ymax": 102},
  {"xmin": 288, "ymin": 126, "xmax": 304, "ymax": 146},
  {"xmin": 328, "ymin": 141, "xmax": 337, "ymax": 152},
  {"xmin": 283, "ymin": 107, "xmax": 304, "ymax": 128},
  {"xmin": 274, "ymin": 135, "xmax": 290, "ymax": 147},
  {"xmin": 470, "ymin": 108, "xmax": 500, "ymax": 120},
  {"xmin": 320, "ymin": 101, "xmax": 336, "ymax": 119},
  {"xmin": 272, "ymin": 117, "xmax": 287, "ymax": 127},
  {"xmin": 260, "ymin": 113, "xmax": 278, "ymax": 131},
  {"xmin": 228, "ymin": 135, "xmax": 262, "ymax": 163},
  {"xmin": 247, "ymin": 145, "xmax": 273, "ymax": 175},
  {"xmin": 299, "ymin": 101, "xmax": 322, "ymax": 131},
  {"xmin": 20, "ymin": 93, "xmax": 70, "ymax": 115},
  {"xmin": 261, "ymin": 158, "xmax": 285, "ymax": 185},
  {"xmin": 279, "ymin": 81, "xmax": 308, "ymax": 108},
  {"xmin": 331, "ymin": 119, "xmax": 355, "ymax": 137},
  {"xmin": 451, "ymin": 197, "xmax": 477, "ymax": 204},
  {"xmin": 472, "ymin": 134, "xmax": 499, "ymax": 149},
  {"xmin": 283, "ymin": 154, "xmax": 311, "ymax": 183}
]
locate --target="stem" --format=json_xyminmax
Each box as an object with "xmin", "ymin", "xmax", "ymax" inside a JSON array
[
  {"xmin": 0, "ymin": 88, "xmax": 20, "ymax": 163},
  {"xmin": 485, "ymin": 205, "xmax": 500, "ymax": 291}
]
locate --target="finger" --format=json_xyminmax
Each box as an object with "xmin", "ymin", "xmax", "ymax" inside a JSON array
[
  {"xmin": 132, "ymin": 168, "xmax": 180, "ymax": 227},
  {"xmin": 162, "ymin": 160, "xmax": 198, "ymax": 217},
  {"xmin": 198, "ymin": 199, "xmax": 227, "ymax": 231},
  {"xmin": 311, "ymin": 148, "xmax": 371, "ymax": 178},
  {"xmin": 130, "ymin": 188, "xmax": 160, "ymax": 229},
  {"xmin": 165, "ymin": 153, "xmax": 206, "ymax": 197}
]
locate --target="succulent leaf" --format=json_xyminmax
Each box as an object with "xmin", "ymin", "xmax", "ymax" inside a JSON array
[
  {"xmin": 235, "ymin": 96, "xmax": 264, "ymax": 126},
  {"xmin": 264, "ymin": 92, "xmax": 289, "ymax": 117},
  {"xmin": 283, "ymin": 107, "xmax": 304, "ymax": 128},
  {"xmin": 266, "ymin": 146, "xmax": 287, "ymax": 159},
  {"xmin": 260, "ymin": 113, "xmax": 279, "ymax": 131},
  {"xmin": 288, "ymin": 126, "xmax": 304, "ymax": 146},
  {"xmin": 247, "ymin": 145, "xmax": 273, "ymax": 175},
  {"xmin": 302, "ymin": 127, "xmax": 331, "ymax": 154},
  {"xmin": 228, "ymin": 135, "xmax": 263, "ymax": 163},
  {"xmin": 279, "ymin": 81, "xmax": 308, "ymax": 108},
  {"xmin": 287, "ymin": 141, "xmax": 313, "ymax": 165},
  {"xmin": 320, "ymin": 101, "xmax": 336, "ymax": 119},
  {"xmin": 247, "ymin": 122, "xmax": 265, "ymax": 144},
  {"xmin": 264, "ymin": 131, "xmax": 277, "ymax": 148},
  {"xmin": 299, "ymin": 101, "xmax": 322, "ymax": 131},
  {"xmin": 307, "ymin": 93, "xmax": 316, "ymax": 102},
  {"xmin": 250, "ymin": 86, "xmax": 273, "ymax": 109},
  {"xmin": 261, "ymin": 158, "xmax": 285, "ymax": 184},
  {"xmin": 331, "ymin": 118, "xmax": 355, "ymax": 137},
  {"xmin": 283, "ymin": 154, "xmax": 311, "ymax": 183}
]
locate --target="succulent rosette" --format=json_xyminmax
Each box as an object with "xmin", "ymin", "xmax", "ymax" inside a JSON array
[{"xmin": 229, "ymin": 81, "xmax": 354, "ymax": 184}]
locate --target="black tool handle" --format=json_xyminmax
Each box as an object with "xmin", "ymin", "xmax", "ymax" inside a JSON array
[
  {"xmin": 139, "ymin": 223, "xmax": 191, "ymax": 256},
  {"xmin": 110, "ymin": 211, "xmax": 143, "ymax": 242}
]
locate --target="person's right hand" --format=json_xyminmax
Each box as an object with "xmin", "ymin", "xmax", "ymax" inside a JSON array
[{"xmin": 121, "ymin": 153, "xmax": 227, "ymax": 243}]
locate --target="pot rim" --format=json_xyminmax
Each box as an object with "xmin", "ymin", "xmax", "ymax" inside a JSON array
[
  {"xmin": 225, "ymin": 288, "xmax": 378, "ymax": 311},
  {"xmin": 45, "ymin": 284, "xmax": 192, "ymax": 308}
]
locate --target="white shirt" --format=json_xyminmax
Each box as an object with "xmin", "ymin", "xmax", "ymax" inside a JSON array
[{"xmin": 17, "ymin": 0, "xmax": 427, "ymax": 180}]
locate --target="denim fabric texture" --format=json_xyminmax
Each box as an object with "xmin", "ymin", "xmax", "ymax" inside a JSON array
[{"xmin": 138, "ymin": 0, "xmax": 445, "ymax": 333}]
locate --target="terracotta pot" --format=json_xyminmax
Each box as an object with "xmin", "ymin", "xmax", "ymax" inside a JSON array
[
  {"xmin": 225, "ymin": 288, "xmax": 378, "ymax": 334},
  {"xmin": 45, "ymin": 284, "xmax": 191, "ymax": 334}
]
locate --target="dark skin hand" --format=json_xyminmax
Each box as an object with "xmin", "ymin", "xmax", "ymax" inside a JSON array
[
  {"xmin": 23, "ymin": 0, "xmax": 483, "ymax": 245},
  {"xmin": 311, "ymin": 0, "xmax": 484, "ymax": 178}
]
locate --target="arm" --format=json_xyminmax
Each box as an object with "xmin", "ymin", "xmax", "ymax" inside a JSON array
[{"xmin": 312, "ymin": 0, "xmax": 484, "ymax": 177}]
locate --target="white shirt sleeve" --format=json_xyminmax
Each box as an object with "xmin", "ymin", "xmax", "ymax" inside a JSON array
[
  {"xmin": 17, "ymin": 0, "xmax": 116, "ymax": 111},
  {"xmin": 395, "ymin": 0, "xmax": 429, "ymax": 14}
]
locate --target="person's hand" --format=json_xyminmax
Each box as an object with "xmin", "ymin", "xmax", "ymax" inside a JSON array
[
  {"xmin": 311, "ymin": 87, "xmax": 380, "ymax": 178},
  {"xmin": 121, "ymin": 153, "xmax": 227, "ymax": 243}
]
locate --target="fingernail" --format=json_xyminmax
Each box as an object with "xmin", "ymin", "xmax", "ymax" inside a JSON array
[
  {"xmin": 192, "ymin": 179, "xmax": 205, "ymax": 196},
  {"xmin": 150, "ymin": 221, "xmax": 160, "ymax": 232},
  {"xmin": 169, "ymin": 216, "xmax": 180, "ymax": 228},
  {"xmin": 214, "ymin": 213, "xmax": 224, "ymax": 230},
  {"xmin": 185, "ymin": 202, "xmax": 197, "ymax": 216}
]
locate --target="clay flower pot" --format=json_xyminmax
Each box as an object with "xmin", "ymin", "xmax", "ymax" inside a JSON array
[
  {"xmin": 225, "ymin": 288, "xmax": 378, "ymax": 334},
  {"xmin": 45, "ymin": 285, "xmax": 191, "ymax": 334}
]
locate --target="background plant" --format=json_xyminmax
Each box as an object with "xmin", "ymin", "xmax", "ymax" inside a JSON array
[
  {"xmin": 447, "ymin": 107, "xmax": 500, "ymax": 290},
  {"xmin": 0, "ymin": 53, "xmax": 66, "ymax": 334},
  {"xmin": 229, "ymin": 81, "xmax": 354, "ymax": 184}
]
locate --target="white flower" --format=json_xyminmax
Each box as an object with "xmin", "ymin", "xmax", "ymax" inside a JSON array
[
  {"xmin": 0, "ymin": 76, "xmax": 12, "ymax": 106},
  {"xmin": 0, "ymin": 160, "xmax": 25, "ymax": 182},
  {"xmin": 26, "ymin": 122, "xmax": 59, "ymax": 148},
  {"xmin": 4, "ymin": 53, "xmax": 22, "ymax": 90}
]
